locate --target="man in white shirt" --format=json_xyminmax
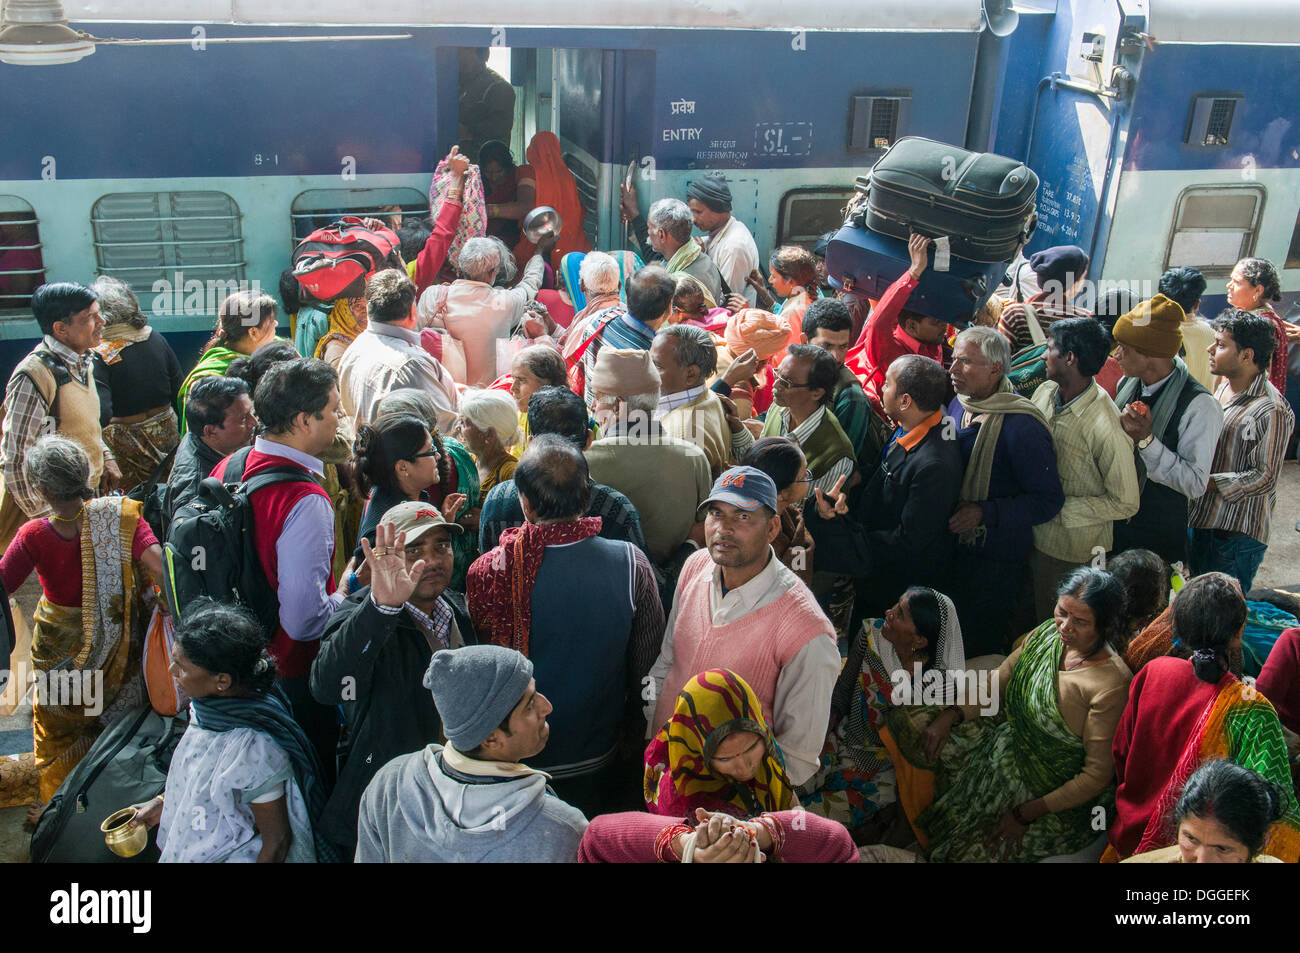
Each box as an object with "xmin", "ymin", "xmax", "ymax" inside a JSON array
[
  {"xmin": 645, "ymin": 466, "xmax": 839, "ymax": 787},
  {"xmin": 339, "ymin": 269, "xmax": 458, "ymax": 432},
  {"xmin": 687, "ymin": 172, "xmax": 760, "ymax": 307}
]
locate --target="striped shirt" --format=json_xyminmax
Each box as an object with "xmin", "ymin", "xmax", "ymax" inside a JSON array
[
  {"xmin": 997, "ymin": 293, "xmax": 1091, "ymax": 352},
  {"xmin": 656, "ymin": 384, "xmax": 707, "ymax": 419},
  {"xmin": 1030, "ymin": 380, "xmax": 1140, "ymax": 562},
  {"xmin": 583, "ymin": 308, "xmax": 654, "ymax": 409},
  {"xmin": 1188, "ymin": 372, "xmax": 1295, "ymax": 543},
  {"xmin": 1, "ymin": 336, "xmax": 114, "ymax": 517}
]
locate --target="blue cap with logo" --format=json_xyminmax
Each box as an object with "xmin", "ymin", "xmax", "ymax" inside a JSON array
[{"xmin": 698, "ymin": 465, "xmax": 779, "ymax": 517}]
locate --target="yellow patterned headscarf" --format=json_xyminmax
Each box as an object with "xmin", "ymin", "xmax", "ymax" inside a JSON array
[
  {"xmin": 643, "ymin": 669, "xmax": 794, "ymax": 818},
  {"xmin": 313, "ymin": 299, "xmax": 364, "ymax": 359}
]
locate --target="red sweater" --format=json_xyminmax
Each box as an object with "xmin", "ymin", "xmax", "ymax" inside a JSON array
[
  {"xmin": 212, "ymin": 449, "xmax": 335, "ymax": 678},
  {"xmin": 0, "ymin": 516, "xmax": 156, "ymax": 606},
  {"xmin": 413, "ymin": 198, "xmax": 463, "ymax": 297},
  {"xmin": 845, "ymin": 273, "xmax": 943, "ymax": 413},
  {"xmin": 576, "ymin": 810, "xmax": 858, "ymax": 863},
  {"xmin": 1109, "ymin": 657, "xmax": 1230, "ymax": 858}
]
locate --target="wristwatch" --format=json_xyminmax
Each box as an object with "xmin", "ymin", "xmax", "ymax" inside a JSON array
[{"xmin": 1137, "ymin": 434, "xmax": 1155, "ymax": 451}]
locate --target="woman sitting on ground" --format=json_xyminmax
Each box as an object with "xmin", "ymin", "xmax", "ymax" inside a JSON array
[
  {"xmin": 127, "ymin": 599, "xmax": 336, "ymax": 862},
  {"xmin": 801, "ymin": 587, "xmax": 967, "ymax": 841},
  {"xmin": 1106, "ymin": 572, "xmax": 1300, "ymax": 862},
  {"xmin": 457, "ymin": 389, "xmax": 523, "ymax": 497},
  {"xmin": 918, "ymin": 567, "xmax": 1133, "ymax": 862},
  {"xmin": 177, "ymin": 290, "xmax": 279, "ymax": 432},
  {"xmin": 644, "ymin": 669, "xmax": 796, "ymax": 820},
  {"xmin": 739, "ymin": 437, "xmax": 814, "ymax": 586},
  {"xmin": 0, "ymin": 436, "xmax": 163, "ymax": 819},
  {"xmin": 1107, "ymin": 548, "xmax": 1169, "ymax": 647},
  {"xmin": 1124, "ymin": 759, "xmax": 1288, "ymax": 863}
]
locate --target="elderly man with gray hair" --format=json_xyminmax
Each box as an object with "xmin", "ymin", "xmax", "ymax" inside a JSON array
[
  {"xmin": 644, "ymin": 198, "xmax": 725, "ymax": 307},
  {"xmin": 652, "ymin": 323, "xmax": 733, "ymax": 479},
  {"xmin": 945, "ymin": 325, "xmax": 1063, "ymax": 655},
  {"xmin": 416, "ymin": 231, "xmax": 557, "ymax": 387},
  {"xmin": 586, "ymin": 347, "xmax": 711, "ymax": 568}
]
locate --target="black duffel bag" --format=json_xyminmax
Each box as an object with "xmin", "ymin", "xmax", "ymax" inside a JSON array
[
  {"xmin": 30, "ymin": 705, "xmax": 188, "ymax": 863},
  {"xmin": 853, "ymin": 136, "xmax": 1038, "ymax": 263}
]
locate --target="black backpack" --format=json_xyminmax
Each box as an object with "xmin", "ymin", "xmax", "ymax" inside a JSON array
[
  {"xmin": 161, "ymin": 445, "xmax": 313, "ymax": 638},
  {"xmin": 125, "ymin": 445, "xmax": 178, "ymax": 542},
  {"xmin": 30, "ymin": 705, "xmax": 189, "ymax": 863}
]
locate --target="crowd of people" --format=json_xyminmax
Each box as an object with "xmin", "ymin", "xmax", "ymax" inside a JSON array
[{"xmin": 2, "ymin": 138, "xmax": 1299, "ymax": 865}]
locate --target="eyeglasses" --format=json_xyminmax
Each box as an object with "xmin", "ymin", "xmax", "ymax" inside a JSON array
[
  {"xmin": 407, "ymin": 449, "xmax": 441, "ymax": 461},
  {"xmin": 773, "ymin": 372, "xmax": 811, "ymax": 389}
]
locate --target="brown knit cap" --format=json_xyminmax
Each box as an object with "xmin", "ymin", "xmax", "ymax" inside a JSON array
[
  {"xmin": 1111, "ymin": 294, "xmax": 1186, "ymax": 359},
  {"xmin": 588, "ymin": 347, "xmax": 660, "ymax": 398}
]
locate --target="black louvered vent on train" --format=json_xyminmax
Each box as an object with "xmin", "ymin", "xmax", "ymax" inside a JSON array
[
  {"xmin": 848, "ymin": 94, "xmax": 911, "ymax": 153},
  {"xmin": 1186, "ymin": 94, "xmax": 1242, "ymax": 147}
]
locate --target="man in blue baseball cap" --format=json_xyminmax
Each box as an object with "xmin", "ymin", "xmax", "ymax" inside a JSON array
[{"xmin": 645, "ymin": 466, "xmax": 839, "ymax": 787}]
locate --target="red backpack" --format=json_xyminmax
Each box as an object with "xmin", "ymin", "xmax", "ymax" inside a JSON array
[{"xmin": 292, "ymin": 216, "xmax": 400, "ymax": 303}]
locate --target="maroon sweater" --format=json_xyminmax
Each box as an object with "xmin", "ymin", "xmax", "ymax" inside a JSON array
[{"xmin": 212, "ymin": 448, "xmax": 336, "ymax": 678}]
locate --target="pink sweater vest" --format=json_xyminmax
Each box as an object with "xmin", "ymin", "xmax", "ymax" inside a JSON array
[{"xmin": 654, "ymin": 548, "xmax": 832, "ymax": 731}]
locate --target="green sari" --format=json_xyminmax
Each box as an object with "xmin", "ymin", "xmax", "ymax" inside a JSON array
[
  {"xmin": 920, "ymin": 620, "xmax": 1109, "ymax": 862},
  {"xmin": 441, "ymin": 436, "xmax": 481, "ymax": 592},
  {"xmin": 176, "ymin": 345, "xmax": 242, "ymax": 434}
]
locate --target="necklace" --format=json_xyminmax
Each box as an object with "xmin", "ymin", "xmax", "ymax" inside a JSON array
[{"xmin": 49, "ymin": 505, "xmax": 84, "ymax": 524}]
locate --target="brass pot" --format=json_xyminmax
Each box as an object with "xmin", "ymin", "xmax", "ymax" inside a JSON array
[{"xmin": 101, "ymin": 807, "xmax": 148, "ymax": 858}]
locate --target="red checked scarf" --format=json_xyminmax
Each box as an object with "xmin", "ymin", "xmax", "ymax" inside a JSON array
[{"xmin": 468, "ymin": 517, "xmax": 602, "ymax": 656}]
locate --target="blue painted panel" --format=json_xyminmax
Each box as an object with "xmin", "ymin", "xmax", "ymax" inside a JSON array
[
  {"xmin": 2, "ymin": 24, "xmax": 977, "ymax": 178},
  {"xmin": 0, "ymin": 26, "xmax": 446, "ymax": 181},
  {"xmin": 1124, "ymin": 45, "xmax": 1300, "ymax": 173}
]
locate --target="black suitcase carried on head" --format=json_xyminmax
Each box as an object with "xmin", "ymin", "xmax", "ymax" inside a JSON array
[
  {"xmin": 853, "ymin": 137, "xmax": 1038, "ymax": 263},
  {"xmin": 30, "ymin": 705, "xmax": 188, "ymax": 863}
]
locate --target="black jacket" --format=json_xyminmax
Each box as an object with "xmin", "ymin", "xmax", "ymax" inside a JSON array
[
  {"xmin": 163, "ymin": 433, "xmax": 225, "ymax": 512},
  {"xmin": 807, "ymin": 421, "xmax": 963, "ymax": 615},
  {"xmin": 308, "ymin": 586, "xmax": 477, "ymax": 854}
]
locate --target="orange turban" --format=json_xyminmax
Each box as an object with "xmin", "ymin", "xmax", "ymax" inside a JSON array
[{"xmin": 724, "ymin": 308, "xmax": 791, "ymax": 360}]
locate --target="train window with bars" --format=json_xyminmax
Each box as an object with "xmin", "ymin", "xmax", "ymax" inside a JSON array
[
  {"xmin": 290, "ymin": 188, "xmax": 429, "ymax": 245},
  {"xmin": 0, "ymin": 196, "xmax": 46, "ymax": 313},
  {"xmin": 91, "ymin": 191, "xmax": 245, "ymax": 300},
  {"xmin": 1164, "ymin": 184, "xmax": 1266, "ymax": 277}
]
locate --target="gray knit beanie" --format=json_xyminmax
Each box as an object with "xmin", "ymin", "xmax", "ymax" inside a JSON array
[{"xmin": 423, "ymin": 646, "xmax": 534, "ymax": 751}]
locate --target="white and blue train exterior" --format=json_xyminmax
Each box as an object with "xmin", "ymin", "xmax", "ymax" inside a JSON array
[{"xmin": 1, "ymin": 0, "xmax": 1296, "ymax": 377}]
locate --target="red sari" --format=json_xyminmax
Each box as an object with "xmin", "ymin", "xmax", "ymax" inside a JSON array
[{"xmin": 512, "ymin": 132, "xmax": 591, "ymax": 270}]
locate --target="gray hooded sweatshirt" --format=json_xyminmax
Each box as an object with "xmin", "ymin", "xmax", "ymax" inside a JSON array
[{"xmin": 355, "ymin": 745, "xmax": 588, "ymax": 863}]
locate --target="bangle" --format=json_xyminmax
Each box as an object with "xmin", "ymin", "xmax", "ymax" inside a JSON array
[
  {"xmin": 654, "ymin": 823, "xmax": 693, "ymax": 863},
  {"xmin": 1011, "ymin": 803, "xmax": 1030, "ymax": 826},
  {"xmin": 755, "ymin": 812, "xmax": 786, "ymax": 857},
  {"xmin": 446, "ymin": 190, "xmax": 462, "ymax": 201}
]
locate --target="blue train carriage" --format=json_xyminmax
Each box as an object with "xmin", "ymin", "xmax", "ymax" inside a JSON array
[
  {"xmin": 0, "ymin": 0, "xmax": 1015, "ymax": 378},
  {"xmin": 997, "ymin": 0, "xmax": 1300, "ymax": 319}
]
